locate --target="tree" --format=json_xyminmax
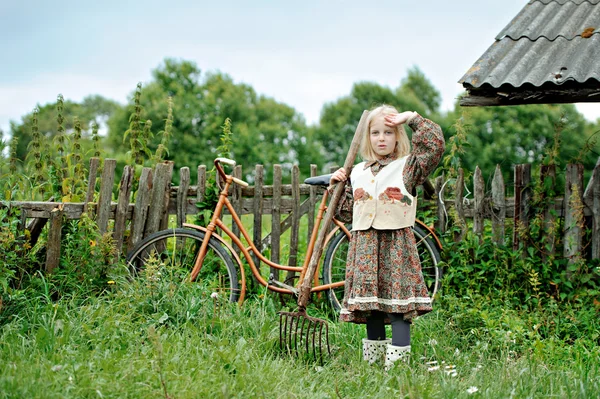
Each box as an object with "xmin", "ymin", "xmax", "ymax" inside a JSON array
[
  {"xmin": 107, "ymin": 59, "xmax": 320, "ymax": 181},
  {"xmin": 314, "ymin": 74, "xmax": 441, "ymax": 165},
  {"xmin": 444, "ymin": 102, "xmax": 599, "ymax": 185}
]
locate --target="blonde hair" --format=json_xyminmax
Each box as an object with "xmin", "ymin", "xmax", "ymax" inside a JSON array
[{"xmin": 359, "ymin": 105, "xmax": 411, "ymax": 161}]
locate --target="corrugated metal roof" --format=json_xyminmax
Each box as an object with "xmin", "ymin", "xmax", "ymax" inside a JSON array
[
  {"xmin": 498, "ymin": 0, "xmax": 600, "ymax": 40},
  {"xmin": 460, "ymin": 0, "xmax": 600, "ymax": 90}
]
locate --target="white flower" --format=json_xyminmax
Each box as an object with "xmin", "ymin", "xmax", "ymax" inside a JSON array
[
  {"xmin": 426, "ymin": 360, "xmax": 438, "ymax": 365},
  {"xmin": 428, "ymin": 339, "xmax": 438, "ymax": 346},
  {"xmin": 211, "ymin": 292, "xmax": 219, "ymax": 299},
  {"xmin": 427, "ymin": 365, "xmax": 440, "ymax": 371},
  {"xmin": 467, "ymin": 386, "xmax": 479, "ymax": 394}
]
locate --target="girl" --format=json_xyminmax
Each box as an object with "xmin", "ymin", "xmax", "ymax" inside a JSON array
[{"xmin": 330, "ymin": 105, "xmax": 445, "ymax": 369}]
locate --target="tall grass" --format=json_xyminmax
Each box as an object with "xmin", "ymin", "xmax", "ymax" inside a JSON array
[{"xmin": 1, "ymin": 266, "xmax": 598, "ymax": 398}]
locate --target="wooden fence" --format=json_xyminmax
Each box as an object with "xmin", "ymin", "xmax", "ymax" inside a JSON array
[{"xmin": 4, "ymin": 157, "xmax": 600, "ymax": 274}]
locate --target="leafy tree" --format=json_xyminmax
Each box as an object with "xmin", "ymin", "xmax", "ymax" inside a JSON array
[
  {"xmin": 107, "ymin": 59, "xmax": 320, "ymax": 181},
  {"xmin": 314, "ymin": 72, "xmax": 441, "ymax": 165},
  {"xmin": 445, "ymin": 102, "xmax": 599, "ymax": 186}
]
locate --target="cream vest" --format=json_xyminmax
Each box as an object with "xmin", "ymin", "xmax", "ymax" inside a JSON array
[{"xmin": 350, "ymin": 156, "xmax": 417, "ymax": 231}]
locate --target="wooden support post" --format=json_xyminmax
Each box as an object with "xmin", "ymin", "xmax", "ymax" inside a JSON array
[
  {"xmin": 97, "ymin": 159, "xmax": 116, "ymax": 235},
  {"xmin": 285, "ymin": 165, "xmax": 300, "ymax": 285},
  {"xmin": 45, "ymin": 206, "xmax": 64, "ymax": 274},
  {"xmin": 491, "ymin": 165, "xmax": 505, "ymax": 246},
  {"xmin": 308, "ymin": 165, "xmax": 317, "ymax": 245},
  {"xmin": 177, "ymin": 167, "xmax": 190, "ymax": 228},
  {"xmin": 113, "ymin": 165, "xmax": 134, "ymax": 262}
]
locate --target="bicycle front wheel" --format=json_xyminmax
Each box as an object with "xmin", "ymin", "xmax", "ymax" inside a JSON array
[
  {"xmin": 322, "ymin": 224, "xmax": 442, "ymax": 312},
  {"xmin": 126, "ymin": 228, "xmax": 240, "ymax": 302}
]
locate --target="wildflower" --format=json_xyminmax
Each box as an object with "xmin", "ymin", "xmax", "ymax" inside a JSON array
[
  {"xmin": 428, "ymin": 338, "xmax": 438, "ymax": 346},
  {"xmin": 107, "ymin": 280, "xmax": 115, "ymax": 285},
  {"xmin": 211, "ymin": 292, "xmax": 219, "ymax": 299},
  {"xmin": 467, "ymin": 386, "xmax": 479, "ymax": 394},
  {"xmin": 89, "ymin": 240, "xmax": 96, "ymax": 247},
  {"xmin": 427, "ymin": 365, "xmax": 440, "ymax": 371},
  {"xmin": 51, "ymin": 365, "xmax": 63, "ymax": 372}
]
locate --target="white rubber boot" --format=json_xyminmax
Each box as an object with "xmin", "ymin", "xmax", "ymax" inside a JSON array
[
  {"xmin": 384, "ymin": 344, "xmax": 411, "ymax": 370},
  {"xmin": 362, "ymin": 338, "xmax": 391, "ymax": 364}
]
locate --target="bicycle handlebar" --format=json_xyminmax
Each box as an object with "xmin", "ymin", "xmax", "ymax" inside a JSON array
[{"xmin": 214, "ymin": 157, "xmax": 249, "ymax": 187}]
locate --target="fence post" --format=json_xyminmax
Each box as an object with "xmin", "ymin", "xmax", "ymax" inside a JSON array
[
  {"xmin": 454, "ymin": 168, "xmax": 466, "ymax": 242},
  {"xmin": 97, "ymin": 159, "xmax": 117, "ymax": 235},
  {"xmin": 197, "ymin": 165, "xmax": 206, "ymax": 205},
  {"xmin": 308, "ymin": 165, "xmax": 318, "ymax": 244},
  {"xmin": 231, "ymin": 165, "xmax": 243, "ymax": 256},
  {"xmin": 252, "ymin": 165, "xmax": 264, "ymax": 274},
  {"xmin": 513, "ymin": 164, "xmax": 531, "ymax": 251},
  {"xmin": 593, "ymin": 163, "xmax": 600, "ymax": 259},
  {"xmin": 129, "ymin": 167, "xmax": 153, "ymax": 250},
  {"xmin": 84, "ymin": 157, "xmax": 100, "ymax": 214},
  {"xmin": 491, "ymin": 165, "xmax": 505, "ymax": 246},
  {"xmin": 563, "ymin": 163, "xmax": 584, "ymax": 269},
  {"xmin": 144, "ymin": 161, "xmax": 174, "ymax": 236},
  {"xmin": 45, "ymin": 206, "xmax": 64, "ymax": 274},
  {"xmin": 286, "ymin": 165, "xmax": 301, "ymax": 284},
  {"xmin": 177, "ymin": 167, "xmax": 190, "ymax": 228},
  {"xmin": 473, "ymin": 166, "xmax": 484, "ymax": 238},
  {"xmin": 540, "ymin": 164, "xmax": 557, "ymax": 260},
  {"xmin": 271, "ymin": 165, "xmax": 282, "ymax": 280},
  {"xmin": 113, "ymin": 165, "xmax": 134, "ymax": 262}
]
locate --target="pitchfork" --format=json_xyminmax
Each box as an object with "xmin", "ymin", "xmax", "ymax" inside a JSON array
[{"xmin": 279, "ymin": 110, "xmax": 369, "ymax": 363}]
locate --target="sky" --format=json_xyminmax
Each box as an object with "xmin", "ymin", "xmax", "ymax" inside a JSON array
[{"xmin": 1, "ymin": 0, "xmax": 599, "ymax": 136}]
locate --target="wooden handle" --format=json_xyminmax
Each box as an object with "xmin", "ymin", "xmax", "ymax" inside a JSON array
[{"xmin": 297, "ymin": 110, "xmax": 369, "ymax": 309}]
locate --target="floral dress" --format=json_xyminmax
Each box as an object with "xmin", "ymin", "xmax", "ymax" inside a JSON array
[{"xmin": 337, "ymin": 114, "xmax": 445, "ymax": 323}]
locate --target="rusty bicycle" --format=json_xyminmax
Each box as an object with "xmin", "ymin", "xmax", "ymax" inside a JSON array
[{"xmin": 126, "ymin": 157, "xmax": 443, "ymax": 310}]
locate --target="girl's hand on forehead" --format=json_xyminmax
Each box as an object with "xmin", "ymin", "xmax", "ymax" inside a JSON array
[{"xmin": 383, "ymin": 111, "xmax": 417, "ymax": 127}]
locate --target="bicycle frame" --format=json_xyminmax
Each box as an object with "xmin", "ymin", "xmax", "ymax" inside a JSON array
[
  {"xmin": 187, "ymin": 159, "xmax": 350, "ymax": 304},
  {"xmin": 187, "ymin": 158, "xmax": 443, "ymax": 304}
]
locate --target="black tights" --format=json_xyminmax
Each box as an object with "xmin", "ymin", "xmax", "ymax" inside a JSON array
[{"xmin": 366, "ymin": 311, "xmax": 410, "ymax": 346}]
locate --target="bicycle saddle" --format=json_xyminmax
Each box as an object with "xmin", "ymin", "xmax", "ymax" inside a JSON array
[{"xmin": 304, "ymin": 174, "xmax": 333, "ymax": 187}]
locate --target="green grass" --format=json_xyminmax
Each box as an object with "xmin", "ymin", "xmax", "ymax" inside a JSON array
[{"xmin": 1, "ymin": 268, "xmax": 599, "ymax": 399}]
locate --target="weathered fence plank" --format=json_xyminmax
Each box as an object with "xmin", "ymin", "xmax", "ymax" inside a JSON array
[
  {"xmin": 231, "ymin": 165, "xmax": 243, "ymax": 255},
  {"xmin": 129, "ymin": 167, "xmax": 153, "ymax": 250},
  {"xmin": 45, "ymin": 206, "xmax": 64, "ymax": 274},
  {"xmin": 593, "ymin": 162, "xmax": 600, "ymax": 259},
  {"xmin": 252, "ymin": 165, "xmax": 264, "ymax": 270},
  {"xmin": 97, "ymin": 159, "xmax": 117, "ymax": 235},
  {"xmin": 113, "ymin": 165, "xmax": 134, "ymax": 261},
  {"xmin": 84, "ymin": 157, "xmax": 100, "ymax": 214},
  {"xmin": 564, "ymin": 163, "xmax": 584, "ymax": 267},
  {"xmin": 197, "ymin": 165, "xmax": 206, "ymax": 204},
  {"xmin": 177, "ymin": 167, "xmax": 190, "ymax": 228},
  {"xmin": 513, "ymin": 164, "xmax": 531, "ymax": 251},
  {"xmin": 145, "ymin": 161, "xmax": 174, "ymax": 236},
  {"xmin": 473, "ymin": 166, "xmax": 484, "ymax": 237},
  {"xmin": 454, "ymin": 168, "xmax": 466, "ymax": 242},
  {"xmin": 491, "ymin": 165, "xmax": 505, "ymax": 245},
  {"xmin": 271, "ymin": 165, "xmax": 282, "ymax": 279},
  {"xmin": 285, "ymin": 165, "xmax": 300, "ymax": 284},
  {"xmin": 541, "ymin": 164, "xmax": 557, "ymax": 259}
]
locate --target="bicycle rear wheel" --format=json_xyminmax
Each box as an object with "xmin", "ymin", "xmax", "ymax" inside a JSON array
[
  {"xmin": 322, "ymin": 224, "xmax": 442, "ymax": 312},
  {"xmin": 126, "ymin": 228, "xmax": 240, "ymax": 302}
]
